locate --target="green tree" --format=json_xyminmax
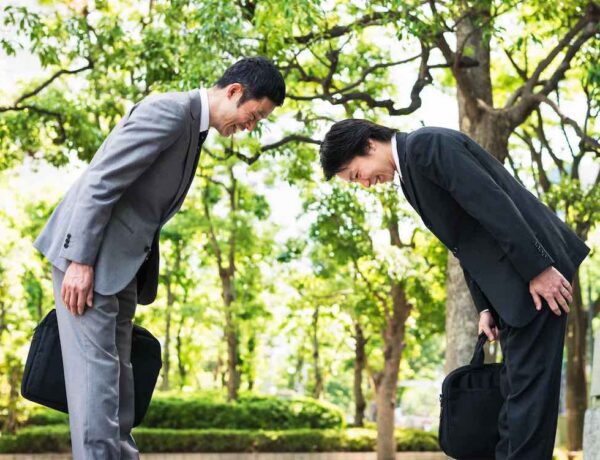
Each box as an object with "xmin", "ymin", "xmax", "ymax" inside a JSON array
[
  {"xmin": 194, "ymin": 159, "xmax": 274, "ymax": 400},
  {"xmin": 308, "ymin": 183, "xmax": 445, "ymax": 458},
  {"xmin": 2, "ymin": 0, "xmax": 598, "ymax": 454}
]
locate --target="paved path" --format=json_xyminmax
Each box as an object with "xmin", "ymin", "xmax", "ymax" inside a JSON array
[{"xmin": 0, "ymin": 452, "xmax": 447, "ymax": 460}]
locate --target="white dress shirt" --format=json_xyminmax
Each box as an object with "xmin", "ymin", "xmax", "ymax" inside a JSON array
[
  {"xmin": 198, "ymin": 88, "xmax": 210, "ymax": 133},
  {"xmin": 391, "ymin": 134, "xmax": 403, "ymax": 183}
]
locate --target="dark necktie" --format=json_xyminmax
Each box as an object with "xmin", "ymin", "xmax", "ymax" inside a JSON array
[
  {"xmin": 157, "ymin": 128, "xmax": 208, "ymax": 225},
  {"xmin": 197, "ymin": 130, "xmax": 208, "ymax": 156}
]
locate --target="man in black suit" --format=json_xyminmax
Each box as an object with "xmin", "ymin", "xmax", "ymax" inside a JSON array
[{"xmin": 319, "ymin": 119, "xmax": 590, "ymax": 460}]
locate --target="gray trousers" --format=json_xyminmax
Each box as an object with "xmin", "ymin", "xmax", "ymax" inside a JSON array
[{"xmin": 52, "ymin": 266, "xmax": 140, "ymax": 460}]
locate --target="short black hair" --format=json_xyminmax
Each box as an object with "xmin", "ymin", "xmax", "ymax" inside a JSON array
[
  {"xmin": 320, "ymin": 119, "xmax": 397, "ymax": 180},
  {"xmin": 215, "ymin": 56, "xmax": 286, "ymax": 106}
]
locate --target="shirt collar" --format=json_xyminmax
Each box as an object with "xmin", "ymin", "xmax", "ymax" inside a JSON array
[
  {"xmin": 199, "ymin": 88, "xmax": 210, "ymax": 133},
  {"xmin": 391, "ymin": 134, "xmax": 403, "ymax": 182}
]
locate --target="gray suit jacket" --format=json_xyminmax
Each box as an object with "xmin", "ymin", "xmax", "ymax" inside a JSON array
[{"xmin": 34, "ymin": 90, "xmax": 204, "ymax": 304}]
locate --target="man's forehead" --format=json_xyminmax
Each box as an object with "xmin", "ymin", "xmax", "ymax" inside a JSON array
[{"xmin": 259, "ymin": 98, "xmax": 276, "ymax": 114}]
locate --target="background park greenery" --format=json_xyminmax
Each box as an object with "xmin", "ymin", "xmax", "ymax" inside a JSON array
[{"xmin": 0, "ymin": 0, "xmax": 599, "ymax": 458}]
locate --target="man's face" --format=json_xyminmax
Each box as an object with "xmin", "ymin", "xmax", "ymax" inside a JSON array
[
  {"xmin": 336, "ymin": 140, "xmax": 395, "ymax": 188},
  {"xmin": 217, "ymin": 83, "xmax": 277, "ymax": 137}
]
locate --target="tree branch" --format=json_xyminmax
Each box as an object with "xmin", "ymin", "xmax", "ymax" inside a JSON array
[
  {"xmin": 504, "ymin": 48, "xmax": 528, "ymax": 80},
  {"xmin": 507, "ymin": 3, "xmax": 600, "ymax": 123},
  {"xmin": 533, "ymin": 94, "xmax": 600, "ymax": 153},
  {"xmin": 202, "ymin": 135, "xmax": 321, "ymax": 165},
  {"xmin": 294, "ymin": 11, "xmax": 391, "ymax": 44},
  {"xmin": 533, "ymin": 108, "xmax": 567, "ymax": 173},
  {"xmin": 351, "ymin": 258, "xmax": 390, "ymax": 320},
  {"xmin": 261, "ymin": 134, "xmax": 321, "ymax": 152},
  {"xmin": 289, "ymin": 41, "xmax": 433, "ymax": 116},
  {"xmin": 515, "ymin": 129, "xmax": 551, "ymax": 194},
  {"xmin": 2, "ymin": 61, "xmax": 93, "ymax": 108}
]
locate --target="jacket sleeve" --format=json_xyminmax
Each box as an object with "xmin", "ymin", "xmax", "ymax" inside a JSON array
[
  {"xmin": 410, "ymin": 129, "xmax": 554, "ymax": 283},
  {"xmin": 462, "ymin": 266, "xmax": 492, "ymax": 314},
  {"xmin": 59, "ymin": 96, "xmax": 186, "ymax": 265}
]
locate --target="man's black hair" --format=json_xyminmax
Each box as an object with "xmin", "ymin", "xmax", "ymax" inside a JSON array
[
  {"xmin": 215, "ymin": 56, "xmax": 286, "ymax": 106},
  {"xmin": 319, "ymin": 119, "xmax": 397, "ymax": 180}
]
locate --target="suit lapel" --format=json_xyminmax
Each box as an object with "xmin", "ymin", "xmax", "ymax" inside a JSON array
[
  {"xmin": 395, "ymin": 132, "xmax": 433, "ymax": 229},
  {"xmin": 162, "ymin": 90, "xmax": 203, "ymax": 223},
  {"xmin": 395, "ymin": 132, "xmax": 417, "ymax": 208}
]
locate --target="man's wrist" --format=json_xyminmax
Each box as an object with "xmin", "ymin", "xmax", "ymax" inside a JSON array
[{"xmin": 68, "ymin": 260, "xmax": 93, "ymax": 269}]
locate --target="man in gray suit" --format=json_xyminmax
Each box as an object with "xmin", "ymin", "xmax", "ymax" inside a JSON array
[{"xmin": 34, "ymin": 56, "xmax": 286, "ymax": 459}]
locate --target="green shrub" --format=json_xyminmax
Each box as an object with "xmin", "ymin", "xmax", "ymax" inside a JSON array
[
  {"xmin": 22, "ymin": 407, "xmax": 69, "ymax": 427},
  {"xmin": 0, "ymin": 426, "xmax": 440, "ymax": 453},
  {"xmin": 132, "ymin": 429, "xmax": 261, "ymax": 453},
  {"xmin": 140, "ymin": 393, "xmax": 345, "ymax": 430},
  {"xmin": 0, "ymin": 426, "xmax": 71, "ymax": 453},
  {"xmin": 395, "ymin": 428, "xmax": 439, "ymax": 451},
  {"xmin": 21, "ymin": 393, "xmax": 345, "ymax": 431},
  {"xmin": 342, "ymin": 428, "xmax": 376, "ymax": 450}
]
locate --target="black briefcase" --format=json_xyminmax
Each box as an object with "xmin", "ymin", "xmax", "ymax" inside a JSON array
[
  {"xmin": 438, "ymin": 332, "xmax": 504, "ymax": 459},
  {"xmin": 21, "ymin": 308, "xmax": 162, "ymax": 427}
]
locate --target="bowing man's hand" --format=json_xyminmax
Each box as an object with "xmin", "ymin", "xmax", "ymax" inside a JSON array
[
  {"xmin": 529, "ymin": 266, "xmax": 573, "ymax": 316},
  {"xmin": 478, "ymin": 311, "xmax": 498, "ymax": 342},
  {"xmin": 61, "ymin": 261, "xmax": 94, "ymax": 316}
]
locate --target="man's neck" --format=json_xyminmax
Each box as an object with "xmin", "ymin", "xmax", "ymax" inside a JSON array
[
  {"xmin": 206, "ymin": 86, "xmax": 220, "ymax": 129},
  {"xmin": 386, "ymin": 138, "xmax": 396, "ymax": 172}
]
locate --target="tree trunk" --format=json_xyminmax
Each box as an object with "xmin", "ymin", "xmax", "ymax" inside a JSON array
[
  {"xmin": 312, "ymin": 304, "xmax": 323, "ymax": 399},
  {"xmin": 246, "ymin": 335, "xmax": 256, "ymax": 391},
  {"xmin": 176, "ymin": 315, "xmax": 187, "ymax": 390},
  {"xmin": 289, "ymin": 352, "xmax": 305, "ymax": 392},
  {"xmin": 353, "ymin": 320, "xmax": 367, "ymax": 427},
  {"xmin": 445, "ymin": 256, "xmax": 479, "ymax": 373},
  {"xmin": 160, "ymin": 277, "xmax": 173, "ymax": 391},
  {"xmin": 566, "ymin": 269, "xmax": 587, "ymax": 449},
  {"xmin": 213, "ymin": 353, "xmax": 224, "ymax": 387},
  {"xmin": 376, "ymin": 283, "xmax": 411, "ymax": 460},
  {"xmin": 1, "ymin": 353, "xmax": 21, "ymax": 434},
  {"xmin": 222, "ymin": 274, "xmax": 240, "ymax": 401}
]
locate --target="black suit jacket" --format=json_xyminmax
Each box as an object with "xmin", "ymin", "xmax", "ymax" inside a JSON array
[{"xmin": 395, "ymin": 127, "xmax": 590, "ymax": 327}]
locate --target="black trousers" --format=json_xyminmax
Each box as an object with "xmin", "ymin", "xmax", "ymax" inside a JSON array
[{"xmin": 495, "ymin": 304, "xmax": 568, "ymax": 460}]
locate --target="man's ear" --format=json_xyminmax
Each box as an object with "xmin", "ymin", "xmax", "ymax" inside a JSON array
[{"xmin": 226, "ymin": 83, "xmax": 243, "ymax": 99}]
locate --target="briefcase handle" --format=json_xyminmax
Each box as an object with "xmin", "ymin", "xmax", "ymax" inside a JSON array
[{"xmin": 469, "ymin": 332, "xmax": 489, "ymax": 368}]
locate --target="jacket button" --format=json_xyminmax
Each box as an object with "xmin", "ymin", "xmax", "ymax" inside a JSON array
[
  {"xmin": 67, "ymin": 233, "xmax": 71, "ymax": 238},
  {"xmin": 144, "ymin": 246, "xmax": 150, "ymax": 252},
  {"xmin": 64, "ymin": 243, "xmax": 68, "ymax": 248}
]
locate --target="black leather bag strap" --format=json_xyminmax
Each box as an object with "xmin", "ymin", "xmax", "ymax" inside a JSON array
[{"xmin": 469, "ymin": 332, "xmax": 488, "ymax": 368}]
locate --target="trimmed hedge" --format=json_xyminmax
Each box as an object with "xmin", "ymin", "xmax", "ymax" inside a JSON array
[
  {"xmin": 0, "ymin": 427, "xmax": 440, "ymax": 453},
  {"xmin": 0, "ymin": 426, "xmax": 71, "ymax": 453},
  {"xmin": 23, "ymin": 408, "xmax": 69, "ymax": 427},
  {"xmin": 134, "ymin": 393, "xmax": 346, "ymax": 430},
  {"xmin": 22, "ymin": 393, "xmax": 346, "ymax": 430}
]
